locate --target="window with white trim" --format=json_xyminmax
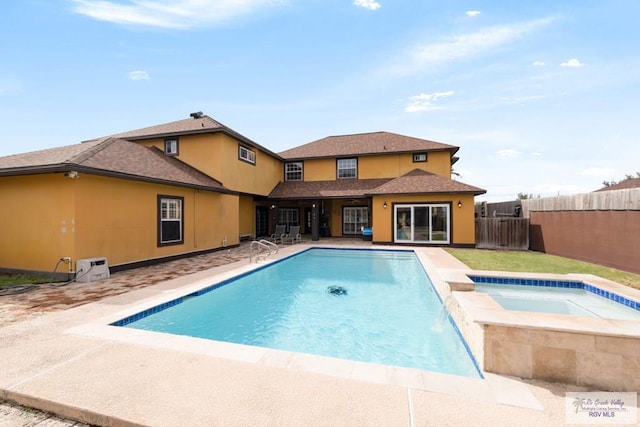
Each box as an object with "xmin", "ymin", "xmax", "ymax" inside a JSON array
[
  {"xmin": 277, "ymin": 208, "xmax": 299, "ymax": 231},
  {"xmin": 285, "ymin": 162, "xmax": 303, "ymax": 181},
  {"xmin": 343, "ymin": 206, "xmax": 369, "ymax": 235},
  {"xmin": 165, "ymin": 138, "xmax": 179, "ymax": 156},
  {"xmin": 158, "ymin": 196, "xmax": 183, "ymax": 245},
  {"xmin": 337, "ymin": 158, "xmax": 357, "ymax": 179},
  {"xmin": 413, "ymin": 153, "xmax": 427, "ymax": 162},
  {"xmin": 239, "ymin": 145, "xmax": 256, "ymax": 164}
]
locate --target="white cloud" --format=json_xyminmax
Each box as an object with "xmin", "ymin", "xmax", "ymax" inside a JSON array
[
  {"xmin": 128, "ymin": 70, "xmax": 150, "ymax": 80},
  {"xmin": 354, "ymin": 0, "xmax": 381, "ymax": 10},
  {"xmin": 388, "ymin": 16, "xmax": 555, "ymax": 75},
  {"xmin": 561, "ymin": 58, "xmax": 585, "ymax": 67},
  {"xmin": 405, "ymin": 91, "xmax": 454, "ymax": 112},
  {"xmin": 496, "ymin": 149, "xmax": 521, "ymax": 159},
  {"xmin": 71, "ymin": 0, "xmax": 283, "ymax": 29},
  {"xmin": 532, "ymin": 60, "xmax": 545, "ymax": 66},
  {"xmin": 579, "ymin": 167, "xmax": 616, "ymax": 177},
  {"xmin": 466, "ymin": 10, "xmax": 480, "ymax": 17}
]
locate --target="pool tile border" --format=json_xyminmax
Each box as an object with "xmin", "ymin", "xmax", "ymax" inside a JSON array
[{"xmin": 467, "ymin": 275, "xmax": 640, "ymax": 312}]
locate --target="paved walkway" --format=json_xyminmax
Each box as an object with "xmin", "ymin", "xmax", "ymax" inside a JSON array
[
  {"xmin": 1, "ymin": 242, "xmax": 260, "ymax": 426},
  {"xmin": 0, "ymin": 239, "xmax": 359, "ymax": 426},
  {"xmin": 0, "ymin": 240, "xmax": 634, "ymax": 426},
  {"xmin": 0, "ymin": 243, "xmax": 253, "ymax": 328}
]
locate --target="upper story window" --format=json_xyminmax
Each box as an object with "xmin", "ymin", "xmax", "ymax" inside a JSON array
[
  {"xmin": 285, "ymin": 162, "xmax": 303, "ymax": 181},
  {"xmin": 337, "ymin": 158, "xmax": 357, "ymax": 179},
  {"xmin": 158, "ymin": 196, "xmax": 183, "ymax": 246},
  {"xmin": 164, "ymin": 138, "xmax": 179, "ymax": 156},
  {"xmin": 413, "ymin": 153, "xmax": 428, "ymax": 162},
  {"xmin": 239, "ymin": 145, "xmax": 256, "ymax": 164}
]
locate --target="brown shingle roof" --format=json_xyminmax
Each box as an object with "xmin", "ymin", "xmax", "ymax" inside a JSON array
[
  {"xmin": 278, "ymin": 131, "xmax": 458, "ymax": 159},
  {"xmin": 269, "ymin": 178, "xmax": 392, "ymax": 199},
  {"xmin": 268, "ymin": 169, "xmax": 486, "ymax": 199},
  {"xmin": 0, "ymin": 138, "xmax": 231, "ymax": 193},
  {"xmin": 106, "ymin": 115, "xmax": 225, "ymax": 139},
  {"xmin": 368, "ymin": 169, "xmax": 486, "ymax": 196},
  {"xmin": 97, "ymin": 113, "xmax": 282, "ymax": 160},
  {"xmin": 595, "ymin": 177, "xmax": 640, "ymax": 192}
]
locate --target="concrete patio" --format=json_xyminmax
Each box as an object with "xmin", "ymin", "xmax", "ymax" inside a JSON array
[{"xmin": 0, "ymin": 239, "xmax": 634, "ymax": 426}]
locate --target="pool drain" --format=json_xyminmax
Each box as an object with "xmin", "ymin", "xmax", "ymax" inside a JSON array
[{"xmin": 327, "ymin": 285, "xmax": 347, "ymax": 296}]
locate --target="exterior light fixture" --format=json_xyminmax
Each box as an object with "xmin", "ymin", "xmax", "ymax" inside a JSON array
[
  {"xmin": 270, "ymin": 204, "xmax": 276, "ymax": 209},
  {"xmin": 65, "ymin": 171, "xmax": 79, "ymax": 179},
  {"xmin": 383, "ymin": 201, "xmax": 388, "ymax": 209},
  {"xmin": 457, "ymin": 200, "xmax": 462, "ymax": 208}
]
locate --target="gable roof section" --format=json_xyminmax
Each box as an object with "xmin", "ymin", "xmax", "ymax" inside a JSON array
[
  {"xmin": 369, "ymin": 169, "xmax": 486, "ymax": 196},
  {"xmin": 0, "ymin": 138, "xmax": 231, "ymax": 193},
  {"xmin": 100, "ymin": 114, "xmax": 282, "ymax": 160},
  {"xmin": 278, "ymin": 131, "xmax": 459, "ymax": 160},
  {"xmin": 269, "ymin": 169, "xmax": 485, "ymax": 200},
  {"xmin": 269, "ymin": 178, "xmax": 392, "ymax": 199},
  {"xmin": 595, "ymin": 177, "xmax": 640, "ymax": 192}
]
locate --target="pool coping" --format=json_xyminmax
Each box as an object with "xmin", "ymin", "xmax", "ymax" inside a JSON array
[
  {"xmin": 435, "ymin": 268, "xmax": 640, "ymax": 391},
  {"xmin": 0, "ymin": 244, "xmax": 550, "ymax": 426},
  {"xmin": 445, "ymin": 269, "xmax": 640, "ymax": 338},
  {"xmin": 65, "ymin": 245, "xmax": 495, "ymax": 393}
]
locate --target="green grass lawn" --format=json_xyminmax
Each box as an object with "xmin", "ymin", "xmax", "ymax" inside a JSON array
[
  {"xmin": 445, "ymin": 249, "xmax": 640, "ymax": 291},
  {"xmin": 0, "ymin": 274, "xmax": 49, "ymax": 287}
]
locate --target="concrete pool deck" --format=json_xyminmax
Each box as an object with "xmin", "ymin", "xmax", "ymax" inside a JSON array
[{"xmin": 0, "ymin": 240, "xmax": 637, "ymax": 426}]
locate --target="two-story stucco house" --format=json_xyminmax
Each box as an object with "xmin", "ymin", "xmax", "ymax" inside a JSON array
[{"xmin": 0, "ymin": 112, "xmax": 485, "ymax": 278}]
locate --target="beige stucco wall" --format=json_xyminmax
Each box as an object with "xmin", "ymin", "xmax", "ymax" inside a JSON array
[
  {"xmin": 299, "ymin": 152, "xmax": 453, "ymax": 181},
  {"xmin": 138, "ymin": 133, "xmax": 282, "ymax": 196},
  {"xmin": 0, "ymin": 174, "xmax": 77, "ymax": 272},
  {"xmin": 0, "ymin": 173, "xmax": 239, "ymax": 273},
  {"xmin": 371, "ymin": 194, "xmax": 476, "ymax": 244},
  {"xmin": 359, "ymin": 152, "xmax": 452, "ymax": 179},
  {"xmin": 238, "ymin": 195, "xmax": 254, "ymax": 237},
  {"xmin": 302, "ymin": 158, "xmax": 335, "ymax": 181}
]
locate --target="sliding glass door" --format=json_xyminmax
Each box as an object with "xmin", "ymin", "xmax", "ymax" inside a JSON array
[{"xmin": 394, "ymin": 204, "xmax": 450, "ymax": 243}]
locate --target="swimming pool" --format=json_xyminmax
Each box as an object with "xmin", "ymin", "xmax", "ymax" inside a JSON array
[
  {"xmin": 114, "ymin": 248, "xmax": 481, "ymax": 378},
  {"xmin": 470, "ymin": 276, "xmax": 640, "ymax": 320}
]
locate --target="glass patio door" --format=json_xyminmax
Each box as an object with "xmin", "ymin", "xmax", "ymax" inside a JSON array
[
  {"xmin": 395, "ymin": 207, "xmax": 412, "ymax": 241},
  {"xmin": 343, "ymin": 206, "xmax": 369, "ymax": 235},
  {"xmin": 394, "ymin": 204, "xmax": 450, "ymax": 243}
]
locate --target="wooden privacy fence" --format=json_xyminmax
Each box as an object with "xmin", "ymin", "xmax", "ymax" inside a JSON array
[{"xmin": 475, "ymin": 218, "xmax": 529, "ymax": 250}]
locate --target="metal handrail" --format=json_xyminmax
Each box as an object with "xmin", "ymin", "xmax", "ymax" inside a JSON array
[
  {"xmin": 249, "ymin": 239, "xmax": 279, "ymax": 263},
  {"xmin": 259, "ymin": 239, "xmax": 279, "ymax": 255}
]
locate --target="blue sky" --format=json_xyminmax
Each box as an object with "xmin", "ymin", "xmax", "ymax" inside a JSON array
[{"xmin": 2, "ymin": 0, "xmax": 639, "ymax": 201}]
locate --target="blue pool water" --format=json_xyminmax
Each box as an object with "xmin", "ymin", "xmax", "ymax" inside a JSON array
[
  {"xmin": 117, "ymin": 248, "xmax": 481, "ymax": 377},
  {"xmin": 470, "ymin": 276, "xmax": 640, "ymax": 320}
]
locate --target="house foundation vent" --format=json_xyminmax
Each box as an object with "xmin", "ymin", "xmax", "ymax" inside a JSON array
[{"xmin": 76, "ymin": 257, "xmax": 110, "ymax": 283}]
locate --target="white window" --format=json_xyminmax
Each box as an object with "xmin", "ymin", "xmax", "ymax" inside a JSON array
[
  {"xmin": 285, "ymin": 162, "xmax": 303, "ymax": 181},
  {"xmin": 277, "ymin": 208, "xmax": 299, "ymax": 231},
  {"xmin": 239, "ymin": 145, "xmax": 256, "ymax": 164},
  {"xmin": 337, "ymin": 158, "xmax": 357, "ymax": 179},
  {"xmin": 413, "ymin": 153, "xmax": 427, "ymax": 162},
  {"xmin": 158, "ymin": 196, "xmax": 183, "ymax": 245},
  {"xmin": 343, "ymin": 207, "xmax": 369, "ymax": 235},
  {"xmin": 165, "ymin": 138, "xmax": 178, "ymax": 156}
]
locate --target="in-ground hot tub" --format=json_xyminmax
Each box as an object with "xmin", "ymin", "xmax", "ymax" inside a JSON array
[
  {"xmin": 442, "ymin": 271, "xmax": 640, "ymax": 392},
  {"xmin": 470, "ymin": 276, "xmax": 640, "ymax": 320}
]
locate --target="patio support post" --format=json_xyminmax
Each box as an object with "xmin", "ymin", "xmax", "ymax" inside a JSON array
[
  {"xmin": 270, "ymin": 202, "xmax": 278, "ymax": 235},
  {"xmin": 311, "ymin": 200, "xmax": 320, "ymax": 241}
]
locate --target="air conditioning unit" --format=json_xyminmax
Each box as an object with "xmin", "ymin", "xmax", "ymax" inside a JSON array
[{"xmin": 76, "ymin": 257, "xmax": 110, "ymax": 283}]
